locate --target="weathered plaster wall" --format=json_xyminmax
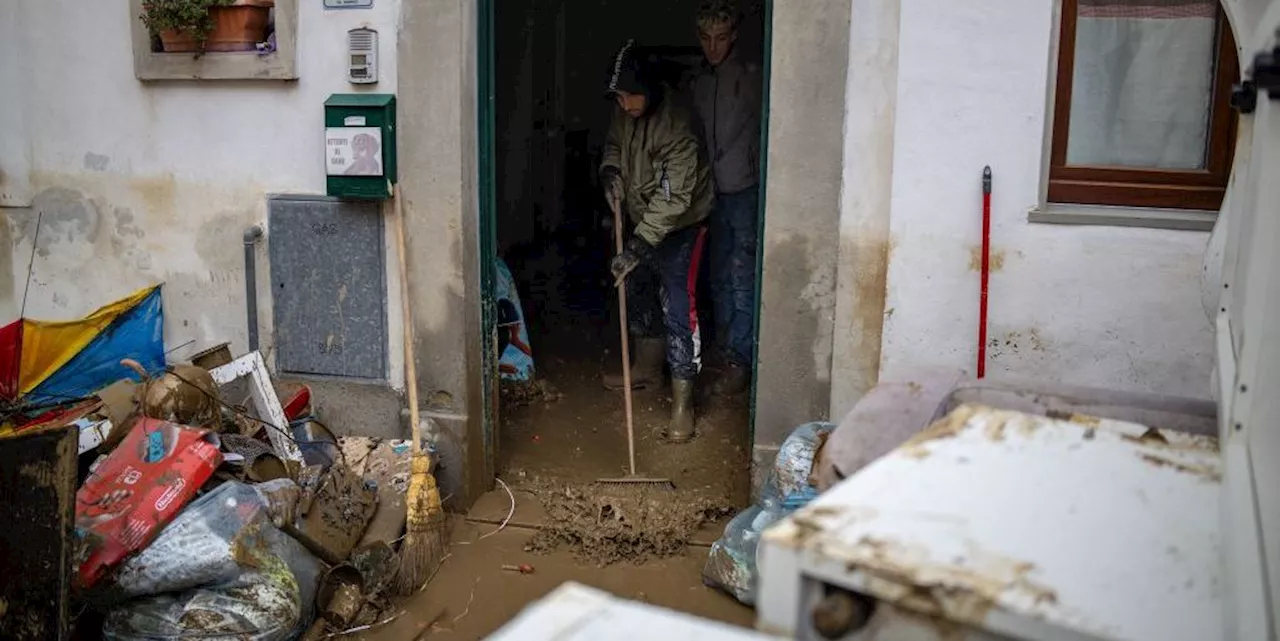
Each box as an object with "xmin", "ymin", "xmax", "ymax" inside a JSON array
[
  {"xmin": 0, "ymin": 0, "xmax": 406, "ymax": 396},
  {"xmin": 753, "ymin": 0, "xmax": 852, "ymax": 478},
  {"xmin": 829, "ymin": 0, "xmax": 898, "ymax": 419},
  {"xmin": 0, "ymin": 1, "xmax": 32, "ymax": 215},
  {"xmin": 398, "ymin": 0, "xmax": 485, "ymax": 502},
  {"xmin": 876, "ymin": 0, "xmax": 1215, "ymax": 399}
]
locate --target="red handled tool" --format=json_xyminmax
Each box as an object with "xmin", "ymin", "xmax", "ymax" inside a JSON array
[{"xmin": 978, "ymin": 166, "xmax": 992, "ymax": 379}]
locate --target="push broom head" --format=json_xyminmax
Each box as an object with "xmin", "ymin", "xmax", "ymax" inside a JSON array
[{"xmin": 595, "ymin": 477, "xmax": 676, "ymax": 490}]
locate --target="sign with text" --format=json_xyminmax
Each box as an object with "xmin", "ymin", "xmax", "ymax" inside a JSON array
[
  {"xmin": 324, "ymin": 0, "xmax": 373, "ymax": 8},
  {"xmin": 326, "ymin": 127, "xmax": 384, "ymax": 177}
]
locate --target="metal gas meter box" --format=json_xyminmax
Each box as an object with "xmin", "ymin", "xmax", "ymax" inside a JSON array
[{"xmin": 324, "ymin": 94, "xmax": 396, "ymax": 199}]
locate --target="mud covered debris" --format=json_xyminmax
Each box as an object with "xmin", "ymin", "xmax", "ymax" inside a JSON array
[
  {"xmin": 522, "ymin": 482, "xmax": 734, "ymax": 565},
  {"xmin": 286, "ymin": 465, "xmax": 378, "ymax": 565},
  {"xmin": 500, "ymin": 379, "xmax": 564, "ymax": 409}
]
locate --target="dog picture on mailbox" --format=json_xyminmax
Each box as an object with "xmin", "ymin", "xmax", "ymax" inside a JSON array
[{"xmin": 326, "ymin": 126, "xmax": 384, "ymax": 177}]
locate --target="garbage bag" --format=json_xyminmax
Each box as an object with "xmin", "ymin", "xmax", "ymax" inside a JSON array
[
  {"xmin": 701, "ymin": 503, "xmax": 789, "ymax": 606},
  {"xmin": 772, "ymin": 422, "xmax": 835, "ymax": 505},
  {"xmin": 702, "ymin": 422, "xmax": 834, "ymax": 606},
  {"xmin": 496, "ymin": 258, "xmax": 535, "ymax": 382},
  {"xmin": 102, "ymin": 481, "xmax": 322, "ymax": 641}
]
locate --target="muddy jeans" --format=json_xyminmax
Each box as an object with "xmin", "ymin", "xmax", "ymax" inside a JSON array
[
  {"xmin": 709, "ymin": 186, "xmax": 759, "ymax": 367},
  {"xmin": 626, "ymin": 224, "xmax": 708, "ymax": 381}
]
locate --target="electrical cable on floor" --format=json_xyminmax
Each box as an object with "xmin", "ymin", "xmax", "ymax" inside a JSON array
[
  {"xmin": 477, "ymin": 478, "xmax": 516, "ymax": 540},
  {"xmin": 324, "ymin": 609, "xmax": 409, "ymax": 638},
  {"xmin": 457, "ymin": 478, "xmax": 514, "ymax": 547},
  {"xmin": 451, "ymin": 577, "xmax": 481, "ymax": 624},
  {"xmin": 417, "ymin": 551, "xmax": 453, "ymax": 593}
]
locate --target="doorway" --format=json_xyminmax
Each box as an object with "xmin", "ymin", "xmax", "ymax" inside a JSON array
[{"xmin": 478, "ymin": 0, "xmax": 769, "ymax": 504}]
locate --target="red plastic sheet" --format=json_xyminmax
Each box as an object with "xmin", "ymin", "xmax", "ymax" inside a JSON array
[{"xmin": 0, "ymin": 320, "xmax": 21, "ymax": 402}]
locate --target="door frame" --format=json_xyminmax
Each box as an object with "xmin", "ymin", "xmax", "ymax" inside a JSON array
[
  {"xmin": 475, "ymin": 0, "xmax": 774, "ymax": 481},
  {"xmin": 748, "ymin": 0, "xmax": 774, "ymax": 448},
  {"xmin": 478, "ymin": 0, "xmax": 499, "ymax": 483}
]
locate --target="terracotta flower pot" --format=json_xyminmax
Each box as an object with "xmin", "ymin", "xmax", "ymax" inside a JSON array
[{"xmin": 158, "ymin": 0, "xmax": 274, "ymax": 53}]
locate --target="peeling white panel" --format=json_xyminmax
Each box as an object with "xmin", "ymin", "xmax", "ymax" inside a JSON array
[{"xmin": 760, "ymin": 406, "xmax": 1223, "ymax": 641}]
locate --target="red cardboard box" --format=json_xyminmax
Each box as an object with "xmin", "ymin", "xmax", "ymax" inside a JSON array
[{"xmin": 75, "ymin": 418, "xmax": 222, "ymax": 589}]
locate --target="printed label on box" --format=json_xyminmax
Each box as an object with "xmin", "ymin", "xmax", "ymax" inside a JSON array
[{"xmin": 326, "ymin": 127, "xmax": 383, "ymax": 177}]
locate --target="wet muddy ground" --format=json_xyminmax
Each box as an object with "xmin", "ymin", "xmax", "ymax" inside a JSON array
[
  {"xmin": 499, "ymin": 329, "xmax": 752, "ymax": 503},
  {"xmin": 357, "ymin": 246, "xmax": 756, "ymax": 638},
  {"xmin": 521, "ymin": 481, "xmax": 736, "ymax": 566},
  {"xmin": 356, "ymin": 502, "xmax": 753, "ymax": 640},
  {"xmin": 498, "ymin": 318, "xmax": 753, "ymax": 559},
  {"xmin": 357, "ymin": 317, "xmax": 754, "ymax": 637}
]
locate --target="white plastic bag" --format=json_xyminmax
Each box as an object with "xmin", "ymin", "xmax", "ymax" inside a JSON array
[
  {"xmin": 702, "ymin": 422, "xmax": 834, "ymax": 605},
  {"xmin": 102, "ymin": 481, "xmax": 321, "ymax": 641}
]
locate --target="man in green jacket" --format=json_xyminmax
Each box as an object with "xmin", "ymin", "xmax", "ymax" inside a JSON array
[{"xmin": 600, "ymin": 40, "xmax": 715, "ymax": 443}]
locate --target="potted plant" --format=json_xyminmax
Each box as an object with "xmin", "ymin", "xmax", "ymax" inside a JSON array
[{"xmin": 141, "ymin": 0, "xmax": 274, "ymax": 54}]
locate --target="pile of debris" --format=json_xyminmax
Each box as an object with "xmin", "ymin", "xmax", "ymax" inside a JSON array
[
  {"xmin": 0, "ymin": 290, "xmax": 444, "ymax": 641},
  {"xmin": 63, "ymin": 348, "xmax": 429, "ymax": 639},
  {"xmin": 524, "ymin": 482, "xmax": 735, "ymax": 566}
]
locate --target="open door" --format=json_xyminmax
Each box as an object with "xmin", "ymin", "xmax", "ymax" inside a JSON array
[{"xmin": 476, "ymin": 1, "xmax": 770, "ymax": 501}]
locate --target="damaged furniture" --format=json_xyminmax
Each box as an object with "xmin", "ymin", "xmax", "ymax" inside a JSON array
[{"xmin": 0, "ymin": 425, "xmax": 78, "ymax": 641}]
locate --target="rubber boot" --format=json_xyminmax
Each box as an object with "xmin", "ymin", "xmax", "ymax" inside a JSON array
[
  {"xmin": 603, "ymin": 338, "xmax": 666, "ymax": 390},
  {"xmin": 667, "ymin": 378, "xmax": 696, "ymax": 443},
  {"xmin": 710, "ymin": 362, "xmax": 750, "ymax": 396}
]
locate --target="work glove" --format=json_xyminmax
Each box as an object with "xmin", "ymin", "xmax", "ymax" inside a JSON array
[
  {"xmin": 611, "ymin": 236, "xmax": 653, "ymax": 287},
  {"xmin": 601, "ymin": 166, "xmax": 624, "ymax": 207}
]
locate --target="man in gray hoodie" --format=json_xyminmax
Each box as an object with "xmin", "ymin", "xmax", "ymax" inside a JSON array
[{"xmin": 689, "ymin": 0, "xmax": 762, "ymax": 396}]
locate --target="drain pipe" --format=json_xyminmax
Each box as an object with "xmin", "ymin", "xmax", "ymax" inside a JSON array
[{"xmin": 244, "ymin": 225, "xmax": 264, "ymax": 352}]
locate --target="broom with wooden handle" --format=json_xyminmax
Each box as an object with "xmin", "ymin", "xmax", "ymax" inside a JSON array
[
  {"xmin": 596, "ymin": 191, "xmax": 673, "ymax": 489},
  {"xmin": 392, "ymin": 185, "xmax": 448, "ymax": 595}
]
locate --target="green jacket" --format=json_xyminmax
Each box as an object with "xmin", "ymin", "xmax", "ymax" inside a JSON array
[{"xmin": 601, "ymin": 94, "xmax": 714, "ymax": 247}]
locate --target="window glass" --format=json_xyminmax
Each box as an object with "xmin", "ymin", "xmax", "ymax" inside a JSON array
[{"xmin": 1066, "ymin": 0, "xmax": 1218, "ymax": 169}]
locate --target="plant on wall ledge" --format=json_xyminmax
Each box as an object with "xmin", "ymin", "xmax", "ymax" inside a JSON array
[{"xmin": 141, "ymin": 0, "xmax": 274, "ymax": 54}]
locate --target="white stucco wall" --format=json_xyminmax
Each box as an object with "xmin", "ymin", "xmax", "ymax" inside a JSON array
[
  {"xmin": 870, "ymin": 0, "xmax": 1215, "ymax": 399},
  {"xmin": 0, "ymin": 0, "xmax": 404, "ymax": 387},
  {"xmin": 0, "ymin": 2, "xmax": 32, "ymax": 211},
  {"xmin": 829, "ymin": 0, "xmax": 898, "ymax": 419}
]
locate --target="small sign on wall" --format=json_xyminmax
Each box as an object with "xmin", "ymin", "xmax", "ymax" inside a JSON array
[
  {"xmin": 324, "ymin": 0, "xmax": 373, "ymax": 8},
  {"xmin": 324, "ymin": 93, "xmax": 395, "ymax": 199},
  {"xmin": 326, "ymin": 127, "xmax": 384, "ymax": 177}
]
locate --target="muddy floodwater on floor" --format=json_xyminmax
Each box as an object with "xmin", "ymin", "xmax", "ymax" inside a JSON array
[
  {"xmin": 522, "ymin": 481, "xmax": 737, "ymax": 565},
  {"xmin": 500, "ymin": 324, "xmax": 751, "ymax": 487},
  {"xmin": 498, "ymin": 322, "xmax": 752, "ymax": 562},
  {"xmin": 370, "ymin": 245, "xmax": 757, "ymax": 637},
  {"xmin": 354, "ymin": 510, "xmax": 754, "ymax": 640}
]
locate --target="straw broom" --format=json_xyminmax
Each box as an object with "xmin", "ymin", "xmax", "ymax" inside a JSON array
[{"xmin": 391, "ymin": 185, "xmax": 448, "ymax": 595}]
